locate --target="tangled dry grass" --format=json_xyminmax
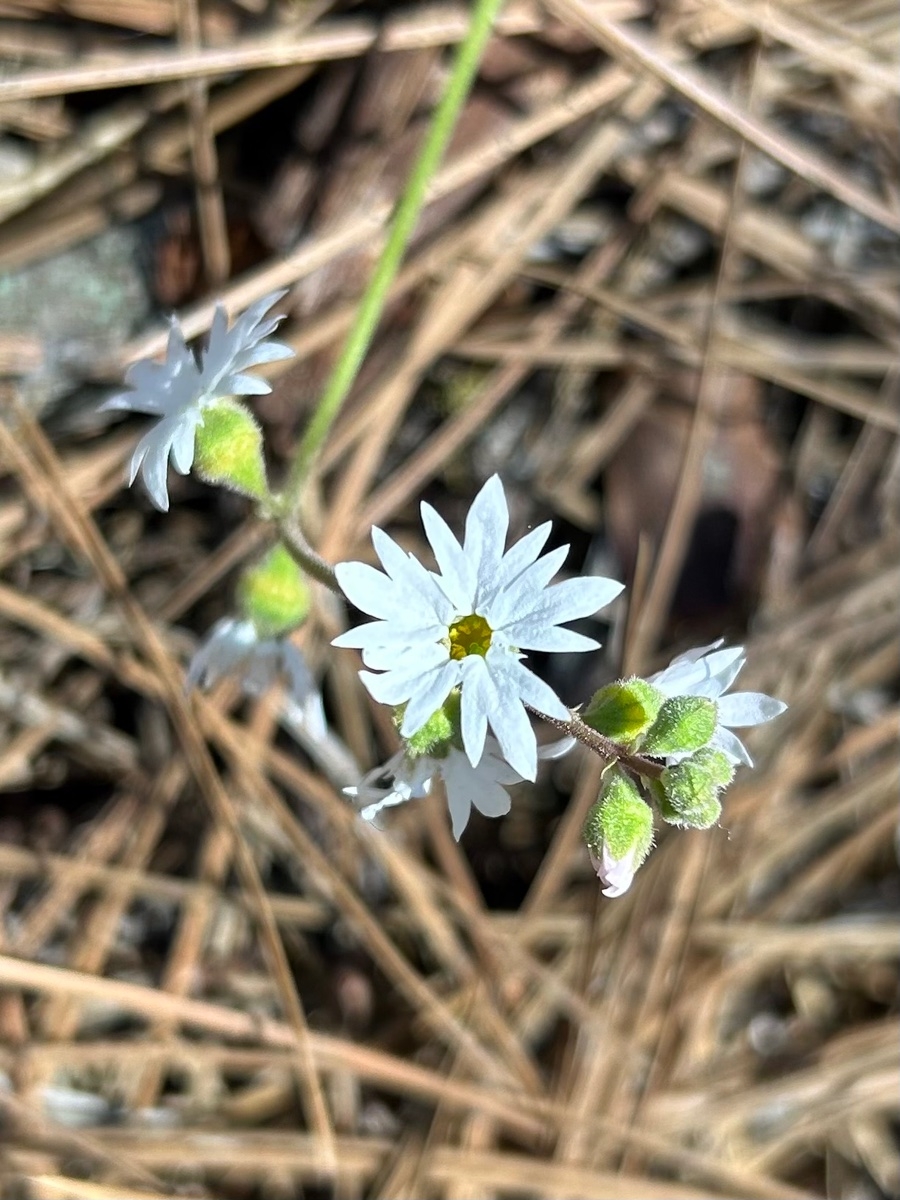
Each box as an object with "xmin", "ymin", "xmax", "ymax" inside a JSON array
[{"xmin": 0, "ymin": 2, "xmax": 898, "ymax": 1198}]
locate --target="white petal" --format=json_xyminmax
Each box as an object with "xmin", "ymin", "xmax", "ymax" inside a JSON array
[
  {"xmin": 399, "ymin": 663, "xmax": 460, "ymax": 736},
  {"xmin": 500, "ymin": 575, "xmax": 623, "ymax": 633},
  {"xmin": 717, "ymin": 691, "xmax": 787, "ymax": 727},
  {"xmin": 538, "ymin": 736, "xmax": 577, "ymax": 760},
  {"xmin": 360, "ymin": 639, "xmax": 448, "ymax": 674},
  {"xmin": 168, "ymin": 414, "xmax": 197, "ymax": 475},
  {"xmin": 441, "ymin": 755, "xmax": 475, "ymax": 840},
  {"xmin": 421, "ymin": 502, "xmax": 473, "ymax": 612},
  {"xmin": 503, "ymin": 624, "xmax": 600, "ymax": 654},
  {"xmin": 486, "ymin": 544, "xmax": 569, "ymax": 627},
  {"xmin": 138, "ymin": 425, "xmax": 174, "ymax": 511},
  {"xmin": 688, "ymin": 654, "xmax": 746, "ymax": 699},
  {"xmin": 463, "ymin": 476, "xmax": 509, "ymax": 604},
  {"xmin": 709, "ymin": 725, "xmax": 753, "ymax": 767},
  {"xmin": 370, "ymin": 525, "xmax": 414, "ymax": 582},
  {"xmin": 365, "ymin": 660, "xmax": 458, "ymax": 714},
  {"xmin": 492, "ymin": 522, "xmax": 552, "ymax": 593},
  {"xmin": 653, "ymin": 646, "xmax": 744, "ymax": 698},
  {"xmin": 223, "ymin": 373, "xmax": 272, "ymax": 396},
  {"xmin": 470, "ymin": 775, "xmax": 513, "ymax": 819},
  {"xmin": 668, "ymin": 639, "xmax": 725, "ymax": 667},
  {"xmin": 485, "ymin": 662, "xmax": 538, "ymax": 780},
  {"xmin": 498, "ymin": 654, "xmax": 569, "ymax": 722},
  {"xmin": 372, "ymin": 527, "xmax": 456, "ymax": 620},
  {"xmin": 335, "ymin": 561, "xmax": 446, "ymax": 628},
  {"xmin": 459, "ymin": 655, "xmax": 492, "ymax": 769},
  {"xmin": 591, "ymin": 846, "xmax": 636, "ymax": 898}
]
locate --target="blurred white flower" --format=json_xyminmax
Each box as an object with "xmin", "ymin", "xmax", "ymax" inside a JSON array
[
  {"xmin": 349, "ymin": 735, "xmax": 574, "ymax": 841},
  {"xmin": 651, "ymin": 641, "xmax": 787, "ymax": 766},
  {"xmin": 103, "ymin": 291, "xmax": 293, "ymax": 510},
  {"xmin": 187, "ymin": 617, "xmax": 324, "ymax": 736},
  {"xmin": 333, "ymin": 475, "xmax": 622, "ymax": 781}
]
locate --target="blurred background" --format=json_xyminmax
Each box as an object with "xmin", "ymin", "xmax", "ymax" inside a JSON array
[{"xmin": 0, "ymin": 1, "xmax": 897, "ymax": 1197}]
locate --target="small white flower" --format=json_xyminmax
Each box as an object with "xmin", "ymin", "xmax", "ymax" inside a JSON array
[
  {"xmin": 349, "ymin": 735, "xmax": 574, "ymax": 841},
  {"xmin": 333, "ymin": 476, "xmax": 622, "ymax": 781},
  {"xmin": 589, "ymin": 843, "xmax": 641, "ymax": 899},
  {"xmin": 103, "ymin": 291, "xmax": 293, "ymax": 510},
  {"xmin": 651, "ymin": 641, "xmax": 787, "ymax": 766},
  {"xmin": 187, "ymin": 617, "xmax": 323, "ymax": 733}
]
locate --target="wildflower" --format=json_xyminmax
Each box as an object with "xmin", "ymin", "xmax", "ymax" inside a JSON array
[
  {"xmin": 349, "ymin": 735, "xmax": 574, "ymax": 841},
  {"xmin": 103, "ymin": 291, "xmax": 293, "ymax": 510},
  {"xmin": 333, "ymin": 475, "xmax": 622, "ymax": 780},
  {"xmin": 186, "ymin": 617, "xmax": 323, "ymax": 733},
  {"xmin": 650, "ymin": 641, "xmax": 787, "ymax": 766}
]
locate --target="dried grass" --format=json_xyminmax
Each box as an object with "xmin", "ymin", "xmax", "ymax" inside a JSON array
[{"xmin": 0, "ymin": 1, "xmax": 897, "ymax": 1197}]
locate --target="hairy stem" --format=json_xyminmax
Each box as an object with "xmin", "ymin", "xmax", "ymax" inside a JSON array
[
  {"xmin": 532, "ymin": 707, "xmax": 665, "ymax": 780},
  {"xmin": 279, "ymin": 515, "xmax": 340, "ymax": 593}
]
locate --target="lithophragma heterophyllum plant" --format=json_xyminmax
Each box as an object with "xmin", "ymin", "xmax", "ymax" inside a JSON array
[{"xmin": 105, "ymin": 290, "xmax": 787, "ymax": 898}]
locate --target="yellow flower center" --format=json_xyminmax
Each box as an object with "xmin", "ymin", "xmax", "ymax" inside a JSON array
[{"xmin": 448, "ymin": 614, "xmax": 493, "ymax": 661}]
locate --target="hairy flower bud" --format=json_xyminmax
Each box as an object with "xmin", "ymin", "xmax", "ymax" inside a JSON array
[
  {"xmin": 640, "ymin": 695, "xmax": 717, "ymax": 756},
  {"xmin": 583, "ymin": 771, "xmax": 654, "ymax": 897},
  {"xmin": 658, "ymin": 748, "xmax": 735, "ymax": 829},
  {"xmin": 583, "ymin": 678, "xmax": 665, "ymax": 745},
  {"xmin": 193, "ymin": 398, "xmax": 269, "ymax": 501},
  {"xmin": 238, "ymin": 544, "xmax": 310, "ymax": 639}
]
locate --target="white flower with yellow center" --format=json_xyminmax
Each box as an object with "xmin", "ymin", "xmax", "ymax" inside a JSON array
[{"xmin": 333, "ymin": 476, "xmax": 622, "ymax": 780}]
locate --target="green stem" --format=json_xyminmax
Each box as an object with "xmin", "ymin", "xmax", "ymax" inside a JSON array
[{"xmin": 284, "ymin": 0, "xmax": 505, "ymax": 508}]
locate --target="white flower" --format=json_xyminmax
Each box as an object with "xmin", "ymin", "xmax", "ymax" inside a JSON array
[
  {"xmin": 103, "ymin": 291, "xmax": 293, "ymax": 510},
  {"xmin": 589, "ymin": 843, "xmax": 641, "ymax": 899},
  {"xmin": 349, "ymin": 735, "xmax": 574, "ymax": 841},
  {"xmin": 650, "ymin": 641, "xmax": 787, "ymax": 766},
  {"xmin": 186, "ymin": 617, "xmax": 323, "ymax": 734},
  {"xmin": 333, "ymin": 476, "xmax": 622, "ymax": 781}
]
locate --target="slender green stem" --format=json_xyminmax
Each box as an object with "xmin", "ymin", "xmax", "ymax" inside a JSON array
[{"xmin": 284, "ymin": 0, "xmax": 505, "ymax": 508}]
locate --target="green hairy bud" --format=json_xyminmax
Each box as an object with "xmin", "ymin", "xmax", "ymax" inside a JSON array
[
  {"xmin": 583, "ymin": 771, "xmax": 654, "ymax": 865},
  {"xmin": 583, "ymin": 678, "xmax": 665, "ymax": 744},
  {"xmin": 658, "ymin": 748, "xmax": 734, "ymax": 829},
  {"xmin": 640, "ymin": 695, "xmax": 717, "ymax": 756},
  {"xmin": 194, "ymin": 398, "xmax": 269, "ymax": 501},
  {"xmin": 238, "ymin": 544, "xmax": 310, "ymax": 638},
  {"xmin": 404, "ymin": 696, "xmax": 460, "ymax": 759}
]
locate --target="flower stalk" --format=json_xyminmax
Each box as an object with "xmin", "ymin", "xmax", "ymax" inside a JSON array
[{"xmin": 283, "ymin": 0, "xmax": 507, "ymax": 508}]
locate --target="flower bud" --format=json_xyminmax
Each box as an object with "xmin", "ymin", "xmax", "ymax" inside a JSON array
[
  {"xmin": 658, "ymin": 748, "xmax": 734, "ymax": 829},
  {"xmin": 640, "ymin": 695, "xmax": 716, "ymax": 756},
  {"xmin": 583, "ymin": 771, "xmax": 654, "ymax": 897},
  {"xmin": 403, "ymin": 692, "xmax": 460, "ymax": 759},
  {"xmin": 238, "ymin": 544, "xmax": 310, "ymax": 639},
  {"xmin": 194, "ymin": 398, "xmax": 269, "ymax": 501},
  {"xmin": 583, "ymin": 678, "xmax": 664, "ymax": 745}
]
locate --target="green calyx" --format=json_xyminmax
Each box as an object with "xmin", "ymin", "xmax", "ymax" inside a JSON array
[
  {"xmin": 640, "ymin": 695, "xmax": 717, "ymax": 756},
  {"xmin": 400, "ymin": 692, "xmax": 461, "ymax": 759},
  {"xmin": 658, "ymin": 748, "xmax": 734, "ymax": 829},
  {"xmin": 583, "ymin": 678, "xmax": 665, "ymax": 745},
  {"xmin": 583, "ymin": 770, "xmax": 654, "ymax": 864},
  {"xmin": 238, "ymin": 544, "xmax": 310, "ymax": 638},
  {"xmin": 194, "ymin": 398, "xmax": 269, "ymax": 501}
]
